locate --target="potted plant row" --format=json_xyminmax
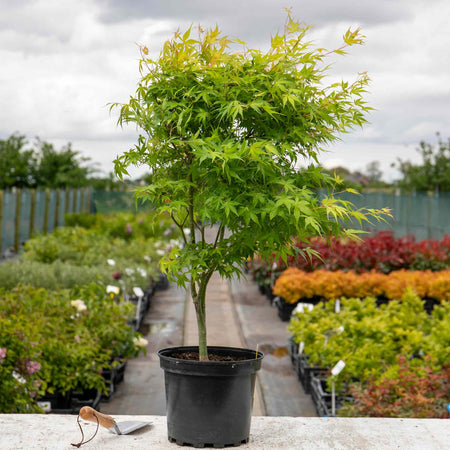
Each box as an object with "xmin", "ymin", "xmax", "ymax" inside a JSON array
[
  {"xmin": 287, "ymin": 291, "xmax": 450, "ymax": 417},
  {"xmin": 112, "ymin": 12, "xmax": 388, "ymax": 447},
  {"xmin": 272, "ymin": 267, "xmax": 449, "ymax": 321},
  {"xmin": 249, "ymin": 231, "xmax": 450, "ymax": 281},
  {"xmin": 0, "ymin": 284, "xmax": 146, "ymax": 414}
]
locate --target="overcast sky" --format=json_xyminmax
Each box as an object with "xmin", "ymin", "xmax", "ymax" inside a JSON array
[{"xmin": 1, "ymin": 0, "xmax": 449, "ymax": 181}]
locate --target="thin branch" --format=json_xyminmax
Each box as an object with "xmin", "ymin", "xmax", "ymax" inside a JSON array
[
  {"xmin": 188, "ymin": 174, "xmax": 196, "ymax": 246},
  {"xmin": 213, "ymin": 222, "xmax": 224, "ymax": 248},
  {"xmin": 201, "ymin": 223, "xmax": 205, "ymax": 248},
  {"xmin": 170, "ymin": 212, "xmax": 187, "ymax": 244}
]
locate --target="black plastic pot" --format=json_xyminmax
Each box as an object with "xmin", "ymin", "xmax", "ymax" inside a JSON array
[
  {"xmin": 274, "ymin": 297, "xmax": 299, "ymax": 321},
  {"xmin": 155, "ymin": 271, "xmax": 170, "ymax": 290},
  {"xmin": 158, "ymin": 346, "xmax": 263, "ymax": 448},
  {"xmin": 71, "ymin": 388, "xmax": 102, "ymax": 414},
  {"xmin": 113, "ymin": 359, "xmax": 127, "ymax": 385},
  {"xmin": 100, "ymin": 367, "xmax": 115, "ymax": 401}
]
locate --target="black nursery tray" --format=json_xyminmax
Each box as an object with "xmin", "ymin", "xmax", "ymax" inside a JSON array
[
  {"xmin": 38, "ymin": 388, "xmax": 101, "ymax": 414},
  {"xmin": 295, "ymin": 354, "xmax": 327, "ymax": 394},
  {"xmin": 309, "ymin": 373, "xmax": 353, "ymax": 417}
]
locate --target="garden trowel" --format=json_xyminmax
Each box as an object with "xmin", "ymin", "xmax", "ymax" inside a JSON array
[{"xmin": 79, "ymin": 406, "xmax": 151, "ymax": 435}]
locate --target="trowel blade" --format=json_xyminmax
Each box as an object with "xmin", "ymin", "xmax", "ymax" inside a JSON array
[{"xmin": 112, "ymin": 420, "xmax": 151, "ymax": 435}]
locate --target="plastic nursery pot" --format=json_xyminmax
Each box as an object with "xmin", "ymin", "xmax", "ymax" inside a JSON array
[
  {"xmin": 274, "ymin": 297, "xmax": 299, "ymax": 321},
  {"xmin": 158, "ymin": 346, "xmax": 263, "ymax": 448}
]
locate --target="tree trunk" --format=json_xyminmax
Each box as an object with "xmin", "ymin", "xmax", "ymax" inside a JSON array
[{"xmin": 193, "ymin": 289, "xmax": 208, "ymax": 361}]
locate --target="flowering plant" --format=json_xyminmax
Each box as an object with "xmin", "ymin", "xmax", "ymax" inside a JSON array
[
  {"xmin": 0, "ymin": 320, "xmax": 44, "ymax": 413},
  {"xmin": 0, "ymin": 284, "xmax": 146, "ymax": 412}
]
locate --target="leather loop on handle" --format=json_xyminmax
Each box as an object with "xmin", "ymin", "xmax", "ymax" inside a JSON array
[{"xmin": 79, "ymin": 406, "xmax": 115, "ymax": 429}]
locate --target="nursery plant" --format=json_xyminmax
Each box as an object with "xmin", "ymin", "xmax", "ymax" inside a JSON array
[
  {"xmin": 273, "ymin": 267, "xmax": 450, "ymax": 304},
  {"xmin": 0, "ymin": 284, "xmax": 145, "ymax": 413},
  {"xmin": 288, "ymin": 289, "xmax": 450, "ymax": 416},
  {"xmin": 113, "ymin": 13, "xmax": 389, "ymax": 363}
]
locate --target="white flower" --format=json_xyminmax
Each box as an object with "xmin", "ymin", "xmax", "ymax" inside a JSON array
[
  {"xmin": 137, "ymin": 268, "xmax": 147, "ymax": 277},
  {"xmin": 183, "ymin": 228, "xmax": 191, "ymax": 235},
  {"xmin": 107, "ymin": 259, "xmax": 116, "ymax": 266},
  {"xmin": 133, "ymin": 336, "xmax": 148, "ymax": 348},
  {"xmin": 106, "ymin": 285, "xmax": 120, "ymax": 295},
  {"xmin": 12, "ymin": 371, "xmax": 26, "ymax": 384},
  {"xmin": 156, "ymin": 249, "xmax": 165, "ymax": 256},
  {"xmin": 125, "ymin": 268, "xmax": 135, "ymax": 276},
  {"xmin": 70, "ymin": 299, "xmax": 87, "ymax": 312},
  {"xmin": 144, "ymin": 255, "xmax": 152, "ymax": 263}
]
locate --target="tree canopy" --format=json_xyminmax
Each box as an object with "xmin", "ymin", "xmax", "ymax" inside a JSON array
[
  {"xmin": 113, "ymin": 14, "xmax": 390, "ymax": 358},
  {"xmin": 0, "ymin": 133, "xmax": 97, "ymax": 189},
  {"xmin": 394, "ymin": 134, "xmax": 450, "ymax": 192},
  {"xmin": 0, "ymin": 134, "xmax": 36, "ymax": 188}
]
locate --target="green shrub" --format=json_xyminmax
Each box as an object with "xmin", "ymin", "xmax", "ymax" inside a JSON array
[
  {"xmin": 64, "ymin": 211, "xmax": 179, "ymax": 241},
  {"xmin": 0, "ymin": 284, "xmax": 145, "ymax": 412},
  {"xmin": 289, "ymin": 288, "xmax": 445, "ymax": 393},
  {"xmin": 0, "ymin": 258, "xmax": 158, "ymax": 292},
  {"xmin": 22, "ymin": 226, "xmax": 177, "ymax": 270}
]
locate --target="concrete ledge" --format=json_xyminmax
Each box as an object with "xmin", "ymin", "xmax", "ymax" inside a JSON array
[{"xmin": 1, "ymin": 415, "xmax": 449, "ymax": 449}]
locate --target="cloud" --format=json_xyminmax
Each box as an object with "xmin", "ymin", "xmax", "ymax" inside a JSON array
[
  {"xmin": 0, "ymin": 0, "xmax": 449, "ymax": 182},
  {"xmin": 100, "ymin": 0, "xmax": 412, "ymax": 26},
  {"xmin": 98, "ymin": 0, "xmax": 419, "ymax": 50}
]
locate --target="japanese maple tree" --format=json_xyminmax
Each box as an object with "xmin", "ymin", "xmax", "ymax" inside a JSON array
[{"xmin": 112, "ymin": 14, "xmax": 389, "ymax": 360}]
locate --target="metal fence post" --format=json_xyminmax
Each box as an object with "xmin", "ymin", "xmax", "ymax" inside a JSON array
[
  {"xmin": 86, "ymin": 187, "xmax": 91, "ymax": 213},
  {"xmin": 64, "ymin": 188, "xmax": 70, "ymax": 217}
]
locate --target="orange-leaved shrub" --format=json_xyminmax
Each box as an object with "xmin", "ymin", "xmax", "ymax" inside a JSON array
[{"xmin": 273, "ymin": 267, "xmax": 450, "ymax": 304}]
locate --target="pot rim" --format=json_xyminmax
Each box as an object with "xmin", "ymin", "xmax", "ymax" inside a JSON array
[{"xmin": 157, "ymin": 345, "xmax": 264, "ymax": 365}]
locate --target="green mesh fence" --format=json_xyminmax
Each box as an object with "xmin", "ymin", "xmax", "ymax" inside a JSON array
[
  {"xmin": 0, "ymin": 188, "xmax": 91, "ymax": 254},
  {"xmin": 92, "ymin": 190, "xmax": 153, "ymax": 214},
  {"xmin": 1, "ymin": 188, "xmax": 450, "ymax": 255},
  {"xmin": 333, "ymin": 191, "xmax": 450, "ymax": 241},
  {"xmin": 1, "ymin": 191, "xmax": 15, "ymax": 253},
  {"xmin": 19, "ymin": 190, "xmax": 31, "ymax": 246}
]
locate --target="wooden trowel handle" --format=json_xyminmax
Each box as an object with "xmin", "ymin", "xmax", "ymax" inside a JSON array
[{"xmin": 79, "ymin": 406, "xmax": 115, "ymax": 429}]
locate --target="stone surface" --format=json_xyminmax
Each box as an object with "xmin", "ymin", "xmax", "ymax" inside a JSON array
[{"xmin": 1, "ymin": 415, "xmax": 448, "ymax": 449}]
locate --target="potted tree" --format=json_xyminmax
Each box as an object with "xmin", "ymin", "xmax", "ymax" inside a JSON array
[{"xmin": 112, "ymin": 13, "xmax": 389, "ymax": 447}]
